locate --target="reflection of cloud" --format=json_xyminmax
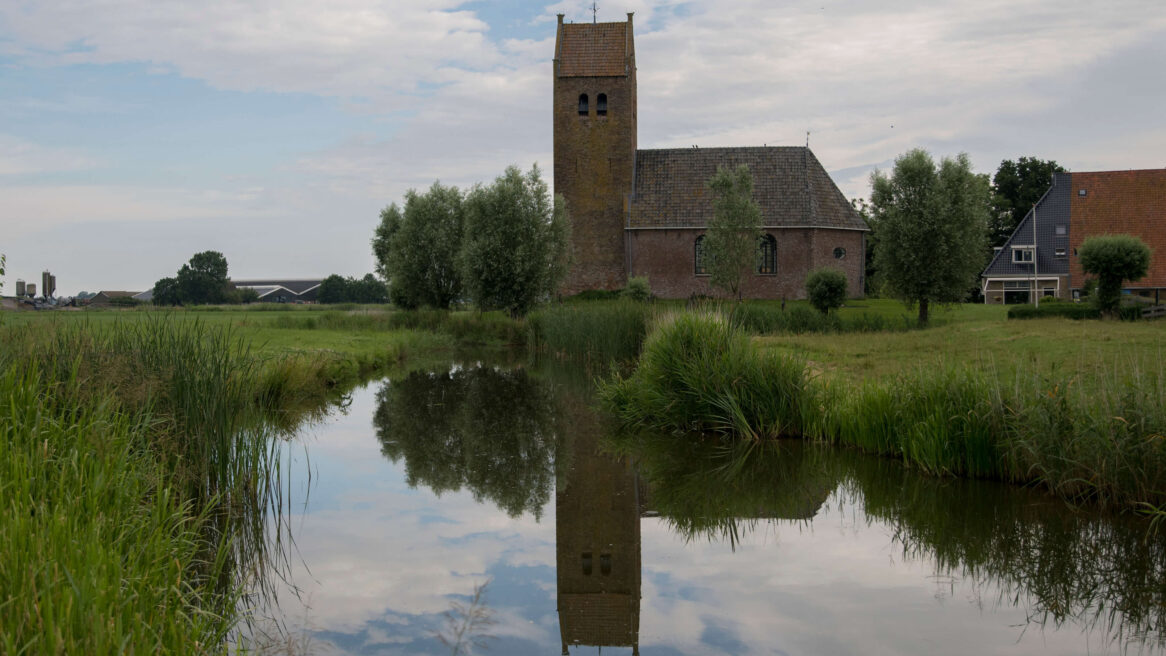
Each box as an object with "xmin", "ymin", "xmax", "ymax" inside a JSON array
[{"xmin": 272, "ymin": 378, "xmax": 1144, "ymax": 655}]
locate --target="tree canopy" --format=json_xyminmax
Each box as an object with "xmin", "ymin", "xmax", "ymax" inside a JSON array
[
  {"xmin": 153, "ymin": 251, "xmax": 232, "ymax": 306},
  {"xmin": 1079, "ymin": 235, "xmax": 1151, "ymax": 316},
  {"xmin": 458, "ymin": 165, "xmax": 570, "ymax": 317},
  {"xmin": 318, "ymin": 273, "xmax": 388, "ymax": 304},
  {"xmin": 704, "ymin": 164, "xmax": 763, "ymax": 300},
  {"xmin": 870, "ymin": 149, "xmax": 991, "ymax": 326},
  {"xmin": 990, "ymin": 157, "xmax": 1065, "ymax": 247},
  {"xmin": 805, "ymin": 267, "xmax": 848, "ymax": 315},
  {"xmin": 372, "ymin": 182, "xmax": 465, "ymax": 309}
]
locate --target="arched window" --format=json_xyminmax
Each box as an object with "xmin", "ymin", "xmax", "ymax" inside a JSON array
[
  {"xmin": 597, "ymin": 93, "xmax": 608, "ymax": 116},
  {"xmin": 578, "ymin": 93, "xmax": 589, "ymax": 116},
  {"xmin": 695, "ymin": 235, "xmax": 708, "ymax": 275},
  {"xmin": 757, "ymin": 234, "xmax": 776, "ymax": 274}
]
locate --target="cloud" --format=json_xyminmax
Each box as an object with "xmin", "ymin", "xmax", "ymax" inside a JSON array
[{"xmin": 0, "ymin": 135, "xmax": 97, "ymax": 175}]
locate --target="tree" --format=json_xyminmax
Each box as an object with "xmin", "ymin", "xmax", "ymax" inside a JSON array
[
  {"xmin": 459, "ymin": 165, "xmax": 570, "ymax": 317},
  {"xmin": 870, "ymin": 149, "xmax": 991, "ymax": 326},
  {"xmin": 704, "ymin": 164, "xmax": 763, "ymax": 300},
  {"xmin": 152, "ymin": 277, "xmax": 181, "ymax": 306},
  {"xmin": 990, "ymin": 157, "xmax": 1066, "ymax": 247},
  {"xmin": 317, "ymin": 274, "xmax": 349, "ymax": 304},
  {"xmin": 351, "ymin": 274, "xmax": 388, "ymax": 304},
  {"xmin": 0, "ymin": 253, "xmax": 5, "ymax": 296},
  {"xmin": 805, "ymin": 268, "xmax": 848, "ymax": 315},
  {"xmin": 176, "ymin": 250, "xmax": 229, "ymax": 305},
  {"xmin": 1079, "ymin": 235, "xmax": 1151, "ymax": 317},
  {"xmin": 373, "ymin": 182, "xmax": 464, "ymax": 310}
]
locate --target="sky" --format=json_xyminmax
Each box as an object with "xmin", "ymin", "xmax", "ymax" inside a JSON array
[{"xmin": 2, "ymin": 0, "xmax": 1165, "ymax": 296}]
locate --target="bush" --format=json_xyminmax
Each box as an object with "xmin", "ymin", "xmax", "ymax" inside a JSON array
[
  {"xmin": 622, "ymin": 276, "xmax": 652, "ymax": 302},
  {"xmin": 599, "ymin": 312, "xmax": 810, "ymax": 439},
  {"xmin": 1007, "ymin": 303, "xmax": 1140, "ymax": 321},
  {"xmin": 805, "ymin": 267, "xmax": 848, "ymax": 315}
]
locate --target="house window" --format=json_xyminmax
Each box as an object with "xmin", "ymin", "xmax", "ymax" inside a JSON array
[
  {"xmin": 834, "ymin": 247, "xmax": 846, "ymax": 260},
  {"xmin": 596, "ymin": 93, "xmax": 608, "ymax": 116},
  {"xmin": 1078, "ymin": 189, "xmax": 1087, "ymax": 197},
  {"xmin": 578, "ymin": 94, "xmax": 589, "ymax": 116},
  {"xmin": 694, "ymin": 235, "xmax": 708, "ymax": 275},
  {"xmin": 1055, "ymin": 248, "xmax": 1067, "ymax": 257},
  {"xmin": 1012, "ymin": 247, "xmax": 1034, "ymax": 263},
  {"xmin": 757, "ymin": 235, "xmax": 776, "ymax": 274},
  {"xmin": 1055, "ymin": 224, "xmax": 1067, "ymax": 236}
]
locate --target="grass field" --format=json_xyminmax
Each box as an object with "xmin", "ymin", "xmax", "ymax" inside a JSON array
[{"xmin": 757, "ymin": 300, "xmax": 1164, "ymax": 385}]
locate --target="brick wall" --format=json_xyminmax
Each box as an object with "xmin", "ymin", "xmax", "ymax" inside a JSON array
[
  {"xmin": 1069, "ymin": 170, "xmax": 1166, "ymax": 290},
  {"xmin": 627, "ymin": 228, "xmax": 865, "ymax": 299},
  {"xmin": 553, "ymin": 66, "xmax": 637, "ymax": 294}
]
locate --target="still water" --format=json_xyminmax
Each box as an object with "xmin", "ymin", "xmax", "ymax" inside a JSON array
[{"xmin": 253, "ymin": 360, "xmax": 1166, "ymax": 655}]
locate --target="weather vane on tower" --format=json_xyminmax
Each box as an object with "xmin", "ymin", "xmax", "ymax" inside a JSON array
[{"xmin": 591, "ymin": 2, "xmax": 598, "ymax": 23}]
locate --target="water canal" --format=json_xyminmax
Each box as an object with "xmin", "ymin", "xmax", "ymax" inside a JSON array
[{"xmin": 250, "ymin": 358, "xmax": 1166, "ymax": 655}]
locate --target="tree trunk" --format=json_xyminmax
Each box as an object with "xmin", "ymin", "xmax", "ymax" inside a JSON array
[{"xmin": 918, "ymin": 298, "xmax": 930, "ymax": 327}]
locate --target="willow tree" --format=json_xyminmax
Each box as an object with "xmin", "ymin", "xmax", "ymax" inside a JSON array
[
  {"xmin": 458, "ymin": 165, "xmax": 570, "ymax": 317},
  {"xmin": 705, "ymin": 164, "xmax": 763, "ymax": 300},
  {"xmin": 870, "ymin": 149, "xmax": 990, "ymax": 326},
  {"xmin": 1079, "ymin": 235, "xmax": 1151, "ymax": 317}
]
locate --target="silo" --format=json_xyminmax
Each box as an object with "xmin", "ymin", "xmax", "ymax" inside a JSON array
[
  {"xmin": 15, "ymin": 279, "xmax": 25, "ymax": 296},
  {"xmin": 42, "ymin": 270, "xmax": 56, "ymax": 298},
  {"xmin": 27, "ymin": 283, "xmax": 36, "ymax": 297}
]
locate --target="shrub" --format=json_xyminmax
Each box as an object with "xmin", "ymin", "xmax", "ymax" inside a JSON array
[
  {"xmin": 805, "ymin": 267, "xmax": 848, "ymax": 315},
  {"xmin": 623, "ymin": 276, "xmax": 652, "ymax": 302}
]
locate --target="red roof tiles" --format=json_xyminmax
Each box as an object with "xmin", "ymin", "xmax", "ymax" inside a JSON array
[{"xmin": 557, "ymin": 22, "xmax": 629, "ymax": 77}]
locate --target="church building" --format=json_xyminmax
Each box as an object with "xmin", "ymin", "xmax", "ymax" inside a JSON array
[{"xmin": 553, "ymin": 14, "xmax": 869, "ymax": 299}]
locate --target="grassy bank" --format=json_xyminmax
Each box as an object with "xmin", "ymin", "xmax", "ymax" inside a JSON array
[
  {"xmin": 602, "ymin": 311, "xmax": 1166, "ymax": 510},
  {"xmin": 0, "ymin": 308, "xmax": 521, "ymax": 652},
  {"xmin": 0, "ymin": 318, "xmax": 284, "ymax": 652}
]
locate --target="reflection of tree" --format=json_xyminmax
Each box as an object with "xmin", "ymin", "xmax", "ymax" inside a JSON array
[
  {"xmin": 604, "ymin": 434, "xmax": 835, "ymax": 545},
  {"xmin": 374, "ymin": 366, "xmax": 563, "ymax": 519},
  {"xmin": 849, "ymin": 454, "xmax": 1166, "ymax": 650},
  {"xmin": 608, "ymin": 430, "xmax": 1166, "ymax": 649}
]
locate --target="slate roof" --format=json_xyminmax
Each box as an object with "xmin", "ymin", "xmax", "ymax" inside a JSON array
[
  {"xmin": 557, "ymin": 21, "xmax": 630, "ymax": 77},
  {"xmin": 982, "ymin": 172, "xmax": 1072, "ymax": 278},
  {"xmin": 628, "ymin": 147, "xmax": 868, "ymax": 231}
]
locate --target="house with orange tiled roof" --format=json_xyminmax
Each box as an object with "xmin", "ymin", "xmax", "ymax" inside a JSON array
[
  {"xmin": 553, "ymin": 14, "xmax": 868, "ymax": 300},
  {"xmin": 981, "ymin": 169, "xmax": 1166, "ymax": 304}
]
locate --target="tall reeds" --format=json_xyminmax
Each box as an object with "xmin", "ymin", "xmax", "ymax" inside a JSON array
[
  {"xmin": 600, "ymin": 311, "xmax": 809, "ymax": 439},
  {"xmin": 0, "ymin": 316, "xmax": 295, "ymax": 652},
  {"xmin": 602, "ymin": 309, "xmax": 1166, "ymax": 510},
  {"xmin": 527, "ymin": 299, "xmax": 653, "ymax": 363}
]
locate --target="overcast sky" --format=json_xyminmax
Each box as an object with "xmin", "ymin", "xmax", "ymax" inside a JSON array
[{"xmin": 3, "ymin": 0, "xmax": 1164, "ymax": 295}]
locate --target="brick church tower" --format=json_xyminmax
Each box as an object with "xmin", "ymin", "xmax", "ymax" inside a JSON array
[{"xmin": 553, "ymin": 13, "xmax": 637, "ymax": 294}]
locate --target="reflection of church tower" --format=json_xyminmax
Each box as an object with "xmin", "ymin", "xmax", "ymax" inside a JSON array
[{"xmin": 556, "ymin": 409, "xmax": 641, "ymax": 654}]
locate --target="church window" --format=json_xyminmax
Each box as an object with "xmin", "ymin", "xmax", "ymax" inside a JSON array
[
  {"xmin": 597, "ymin": 93, "xmax": 608, "ymax": 116},
  {"xmin": 578, "ymin": 94, "xmax": 589, "ymax": 116},
  {"xmin": 757, "ymin": 235, "xmax": 777, "ymax": 274},
  {"xmin": 694, "ymin": 236, "xmax": 708, "ymax": 275},
  {"xmin": 834, "ymin": 247, "xmax": 846, "ymax": 260}
]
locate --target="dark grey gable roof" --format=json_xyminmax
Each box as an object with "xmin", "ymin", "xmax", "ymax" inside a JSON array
[
  {"xmin": 232, "ymin": 279, "xmax": 322, "ymax": 295},
  {"xmin": 982, "ymin": 172, "xmax": 1072, "ymax": 278},
  {"xmin": 628, "ymin": 146, "xmax": 867, "ymax": 231}
]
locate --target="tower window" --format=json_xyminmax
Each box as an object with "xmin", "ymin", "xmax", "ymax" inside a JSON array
[
  {"xmin": 757, "ymin": 235, "xmax": 777, "ymax": 274},
  {"xmin": 695, "ymin": 235, "xmax": 708, "ymax": 275},
  {"xmin": 597, "ymin": 93, "xmax": 608, "ymax": 116},
  {"xmin": 578, "ymin": 93, "xmax": 588, "ymax": 116}
]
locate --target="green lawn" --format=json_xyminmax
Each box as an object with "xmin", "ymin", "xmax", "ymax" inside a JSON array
[{"xmin": 758, "ymin": 299, "xmax": 1164, "ymax": 385}]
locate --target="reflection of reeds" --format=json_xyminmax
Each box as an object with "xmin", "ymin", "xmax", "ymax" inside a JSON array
[
  {"xmin": 435, "ymin": 580, "xmax": 496, "ymax": 656},
  {"xmin": 608, "ymin": 432, "xmax": 1166, "ymax": 651}
]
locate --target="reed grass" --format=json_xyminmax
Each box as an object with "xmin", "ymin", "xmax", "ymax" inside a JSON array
[
  {"xmin": 527, "ymin": 299, "xmax": 653, "ymax": 363},
  {"xmin": 0, "ymin": 316, "xmax": 303, "ymax": 653},
  {"xmin": 600, "ymin": 311, "xmax": 809, "ymax": 439},
  {"xmin": 603, "ymin": 309, "xmax": 1166, "ymax": 510}
]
